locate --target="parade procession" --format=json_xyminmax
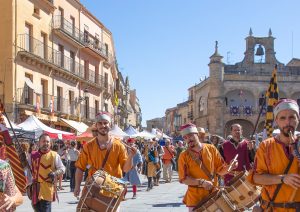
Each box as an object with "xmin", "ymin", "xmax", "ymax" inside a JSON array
[{"xmin": 1, "ymin": 0, "xmax": 300, "ymax": 212}]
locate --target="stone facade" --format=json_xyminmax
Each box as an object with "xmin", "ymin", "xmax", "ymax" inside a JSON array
[
  {"xmin": 192, "ymin": 30, "xmax": 300, "ymax": 138},
  {"xmin": 0, "ymin": 0, "xmax": 140, "ymax": 132}
]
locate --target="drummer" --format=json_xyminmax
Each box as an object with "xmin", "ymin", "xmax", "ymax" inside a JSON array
[
  {"xmin": 250, "ymin": 99, "xmax": 300, "ymax": 211},
  {"xmin": 219, "ymin": 123, "xmax": 255, "ymax": 185},
  {"xmin": 178, "ymin": 123, "xmax": 238, "ymax": 212},
  {"xmin": 74, "ymin": 112, "xmax": 137, "ymax": 204}
]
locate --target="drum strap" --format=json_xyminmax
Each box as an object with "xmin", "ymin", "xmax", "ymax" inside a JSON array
[
  {"xmin": 101, "ymin": 143, "xmax": 112, "ymax": 169},
  {"xmin": 187, "ymin": 149, "xmax": 214, "ymax": 180},
  {"xmin": 264, "ymin": 158, "xmax": 293, "ymax": 210}
]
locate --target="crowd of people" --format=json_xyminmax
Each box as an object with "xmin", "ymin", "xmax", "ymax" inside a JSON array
[{"xmin": 0, "ymin": 98, "xmax": 299, "ymax": 211}]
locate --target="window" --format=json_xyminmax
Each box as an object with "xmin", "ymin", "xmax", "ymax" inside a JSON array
[
  {"xmin": 104, "ymin": 103, "xmax": 108, "ymax": 112},
  {"xmin": 95, "ymin": 100, "xmax": 99, "ymax": 115},
  {"xmin": 70, "ymin": 51, "xmax": 75, "ymax": 72},
  {"xmin": 57, "ymin": 86, "xmax": 62, "ymax": 111},
  {"xmin": 105, "ymin": 43, "xmax": 108, "ymax": 56},
  {"xmin": 41, "ymin": 79, "xmax": 48, "ymax": 108},
  {"xmin": 85, "ymin": 97, "xmax": 89, "ymax": 119},
  {"xmin": 70, "ymin": 16, "xmax": 75, "ymax": 36},
  {"xmin": 84, "ymin": 60, "xmax": 89, "ymax": 80},
  {"xmin": 24, "ymin": 73, "xmax": 33, "ymax": 105},
  {"xmin": 69, "ymin": 90, "xmax": 75, "ymax": 115},
  {"xmin": 58, "ymin": 44, "xmax": 64, "ymax": 67},
  {"xmin": 84, "ymin": 25, "xmax": 89, "ymax": 43},
  {"xmin": 104, "ymin": 73, "xmax": 108, "ymax": 88},
  {"xmin": 58, "ymin": 7, "xmax": 64, "ymax": 28},
  {"xmin": 95, "ymin": 65, "xmax": 99, "ymax": 83},
  {"xmin": 41, "ymin": 32, "xmax": 47, "ymax": 59},
  {"xmin": 25, "ymin": 23, "xmax": 32, "ymax": 52}
]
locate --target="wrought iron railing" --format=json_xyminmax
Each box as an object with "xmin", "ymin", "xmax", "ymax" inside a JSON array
[
  {"xmin": 53, "ymin": 16, "xmax": 84, "ymax": 45},
  {"xmin": 17, "ymin": 34, "xmax": 105, "ymax": 88},
  {"xmin": 16, "ymin": 88, "xmax": 77, "ymax": 115}
]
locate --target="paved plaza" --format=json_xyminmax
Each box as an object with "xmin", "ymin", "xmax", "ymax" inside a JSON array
[{"xmin": 17, "ymin": 172, "xmax": 187, "ymax": 212}]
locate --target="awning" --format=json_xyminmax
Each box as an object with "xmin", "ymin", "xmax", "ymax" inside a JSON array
[
  {"xmin": 60, "ymin": 118, "xmax": 89, "ymax": 134},
  {"xmin": 18, "ymin": 115, "xmax": 75, "ymax": 140}
]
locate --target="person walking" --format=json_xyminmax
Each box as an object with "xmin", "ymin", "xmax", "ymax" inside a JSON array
[
  {"xmin": 162, "ymin": 139, "xmax": 176, "ymax": 183},
  {"xmin": 122, "ymin": 138, "xmax": 143, "ymax": 199},
  {"xmin": 67, "ymin": 141, "xmax": 79, "ymax": 192}
]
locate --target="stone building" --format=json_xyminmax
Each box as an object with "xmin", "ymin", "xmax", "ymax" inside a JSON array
[
  {"xmin": 188, "ymin": 29, "xmax": 300, "ymax": 138},
  {"xmin": 146, "ymin": 117, "xmax": 165, "ymax": 132},
  {"xmin": 0, "ymin": 0, "xmax": 137, "ymax": 132}
]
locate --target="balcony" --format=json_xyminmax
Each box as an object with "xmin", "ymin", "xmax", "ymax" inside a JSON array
[
  {"xmin": 16, "ymin": 88, "xmax": 77, "ymax": 116},
  {"xmin": 187, "ymin": 111, "xmax": 194, "ymax": 120},
  {"xmin": 52, "ymin": 16, "xmax": 85, "ymax": 47},
  {"xmin": 16, "ymin": 34, "xmax": 105, "ymax": 90},
  {"xmin": 103, "ymin": 84, "xmax": 114, "ymax": 100},
  {"xmin": 80, "ymin": 105, "xmax": 96, "ymax": 122}
]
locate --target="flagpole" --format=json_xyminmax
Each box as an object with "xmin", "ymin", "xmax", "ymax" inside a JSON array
[
  {"xmin": 250, "ymin": 97, "xmax": 266, "ymax": 140},
  {"xmin": 3, "ymin": 111, "xmax": 30, "ymax": 170},
  {"xmin": 250, "ymin": 64, "xmax": 278, "ymax": 141}
]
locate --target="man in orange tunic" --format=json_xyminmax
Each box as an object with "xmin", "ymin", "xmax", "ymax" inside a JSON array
[
  {"xmin": 251, "ymin": 99, "xmax": 300, "ymax": 211},
  {"xmin": 178, "ymin": 123, "xmax": 238, "ymax": 211},
  {"xmin": 74, "ymin": 112, "xmax": 136, "ymax": 198}
]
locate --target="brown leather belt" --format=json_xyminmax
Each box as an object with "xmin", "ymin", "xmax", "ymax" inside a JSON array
[{"xmin": 261, "ymin": 199, "xmax": 300, "ymax": 209}]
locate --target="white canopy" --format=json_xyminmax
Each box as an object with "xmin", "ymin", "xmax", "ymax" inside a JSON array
[
  {"xmin": 131, "ymin": 130, "xmax": 156, "ymax": 139},
  {"xmin": 60, "ymin": 118, "xmax": 89, "ymax": 134},
  {"xmin": 125, "ymin": 125, "xmax": 138, "ymax": 136},
  {"xmin": 110, "ymin": 125, "xmax": 128, "ymax": 137},
  {"xmin": 3, "ymin": 116, "xmax": 22, "ymax": 130},
  {"xmin": 151, "ymin": 128, "xmax": 171, "ymax": 139},
  {"xmin": 18, "ymin": 115, "xmax": 75, "ymax": 140}
]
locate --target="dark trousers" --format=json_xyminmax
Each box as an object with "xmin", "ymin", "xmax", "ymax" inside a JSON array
[
  {"xmin": 70, "ymin": 161, "xmax": 76, "ymax": 190},
  {"xmin": 33, "ymin": 199, "xmax": 51, "ymax": 212}
]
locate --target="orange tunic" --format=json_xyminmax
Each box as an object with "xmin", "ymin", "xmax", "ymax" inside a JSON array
[
  {"xmin": 178, "ymin": 144, "xmax": 226, "ymax": 207},
  {"xmin": 250, "ymin": 137, "xmax": 300, "ymax": 211},
  {"xmin": 75, "ymin": 137, "xmax": 128, "ymax": 178}
]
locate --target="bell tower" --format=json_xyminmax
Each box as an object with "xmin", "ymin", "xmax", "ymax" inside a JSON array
[{"xmin": 243, "ymin": 28, "xmax": 278, "ymax": 65}]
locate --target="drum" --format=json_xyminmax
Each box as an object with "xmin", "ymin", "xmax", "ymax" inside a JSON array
[
  {"xmin": 224, "ymin": 171, "xmax": 260, "ymax": 210},
  {"xmin": 77, "ymin": 169, "xmax": 126, "ymax": 212},
  {"xmin": 193, "ymin": 190, "xmax": 236, "ymax": 212}
]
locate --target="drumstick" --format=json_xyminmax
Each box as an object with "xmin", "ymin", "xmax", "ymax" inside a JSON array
[{"xmin": 227, "ymin": 154, "xmax": 238, "ymax": 172}]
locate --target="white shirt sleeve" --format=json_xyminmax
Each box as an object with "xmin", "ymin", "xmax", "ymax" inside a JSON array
[{"xmin": 55, "ymin": 154, "xmax": 66, "ymax": 174}]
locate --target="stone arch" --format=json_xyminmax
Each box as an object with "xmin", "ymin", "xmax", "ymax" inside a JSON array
[
  {"xmin": 225, "ymin": 89, "xmax": 255, "ymax": 107},
  {"xmin": 224, "ymin": 119, "xmax": 254, "ymax": 139}
]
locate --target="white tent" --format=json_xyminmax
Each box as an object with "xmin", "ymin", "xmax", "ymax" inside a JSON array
[
  {"xmin": 18, "ymin": 115, "xmax": 75, "ymax": 140},
  {"xmin": 151, "ymin": 128, "xmax": 171, "ymax": 139},
  {"xmin": 110, "ymin": 125, "xmax": 128, "ymax": 137},
  {"xmin": 131, "ymin": 130, "xmax": 156, "ymax": 139},
  {"xmin": 60, "ymin": 118, "xmax": 89, "ymax": 134},
  {"xmin": 3, "ymin": 116, "xmax": 22, "ymax": 130},
  {"xmin": 125, "ymin": 125, "xmax": 138, "ymax": 136}
]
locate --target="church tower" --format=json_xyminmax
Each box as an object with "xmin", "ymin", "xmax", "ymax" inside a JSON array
[{"xmin": 207, "ymin": 41, "xmax": 225, "ymax": 136}]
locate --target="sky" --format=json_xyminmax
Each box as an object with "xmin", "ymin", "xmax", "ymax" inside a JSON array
[{"xmin": 80, "ymin": 0, "xmax": 300, "ymax": 126}]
